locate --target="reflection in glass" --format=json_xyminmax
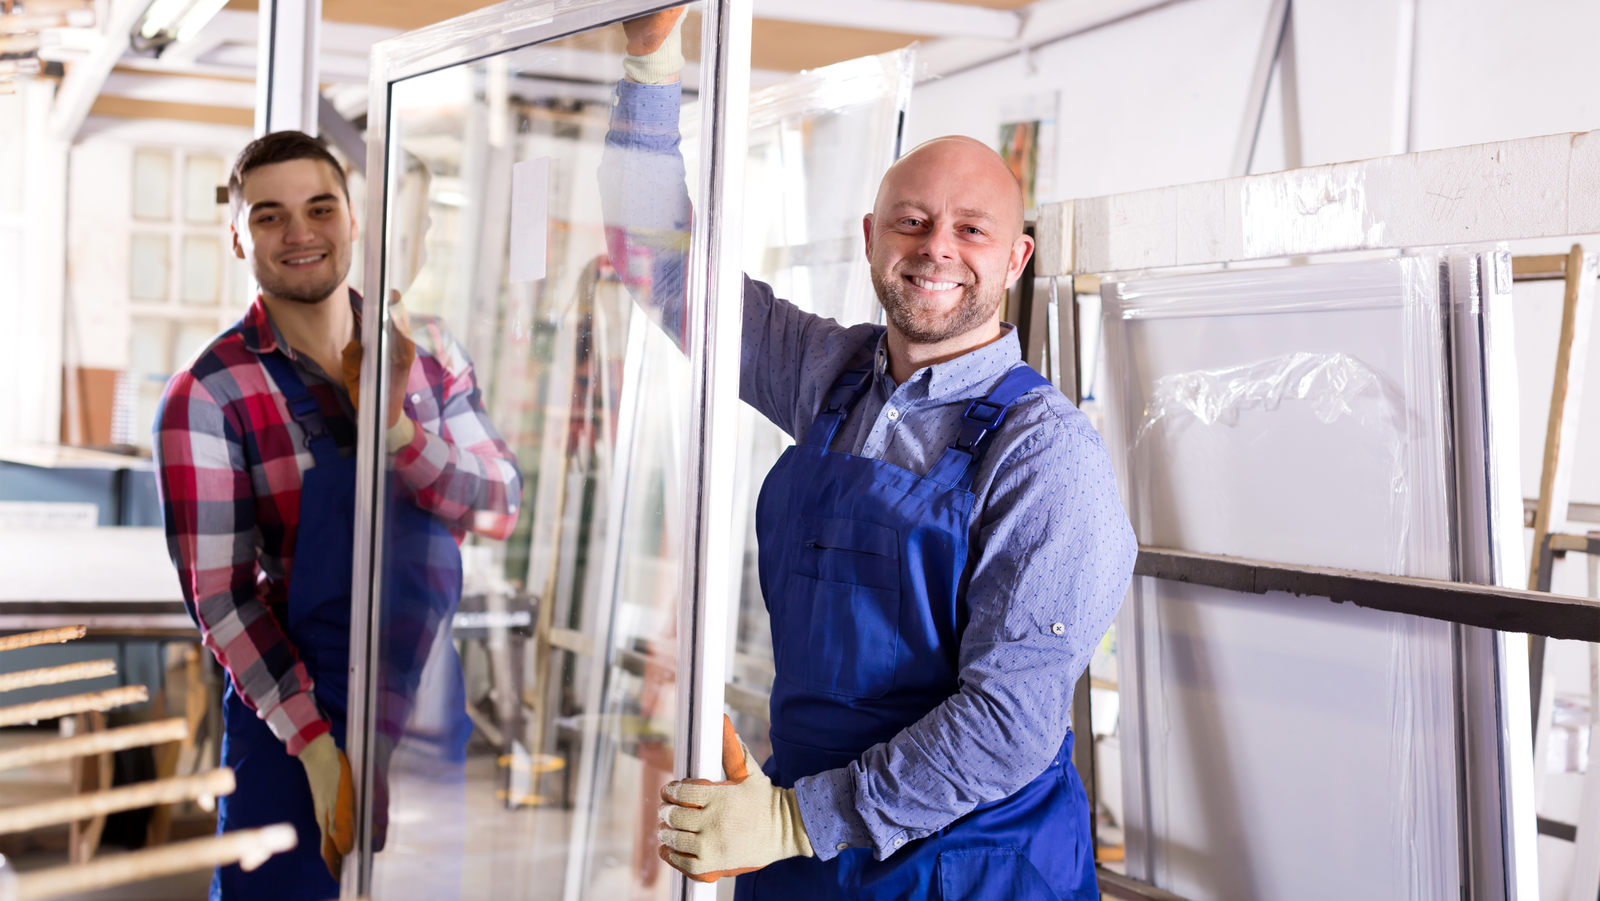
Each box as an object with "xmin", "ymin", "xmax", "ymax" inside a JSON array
[
  {"xmin": 184, "ymin": 154, "xmax": 225, "ymax": 224},
  {"xmin": 362, "ymin": 9, "xmax": 713, "ymax": 900},
  {"xmin": 132, "ymin": 149, "xmax": 171, "ymax": 221},
  {"xmin": 181, "ymin": 235, "xmax": 220, "ymax": 304},
  {"xmin": 130, "ymin": 233, "xmax": 169, "ymax": 300}
]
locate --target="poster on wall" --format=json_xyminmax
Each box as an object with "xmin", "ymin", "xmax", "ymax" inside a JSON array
[{"xmin": 998, "ymin": 92, "xmax": 1059, "ymax": 215}]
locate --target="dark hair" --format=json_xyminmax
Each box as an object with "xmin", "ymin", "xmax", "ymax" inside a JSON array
[{"xmin": 228, "ymin": 131, "xmax": 350, "ymax": 222}]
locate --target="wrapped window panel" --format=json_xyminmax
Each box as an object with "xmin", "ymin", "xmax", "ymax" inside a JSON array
[{"xmin": 1101, "ymin": 257, "xmax": 1464, "ymax": 900}]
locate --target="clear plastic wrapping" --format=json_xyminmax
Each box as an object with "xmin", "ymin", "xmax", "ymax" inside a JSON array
[{"xmin": 1102, "ymin": 256, "xmax": 1462, "ymax": 900}]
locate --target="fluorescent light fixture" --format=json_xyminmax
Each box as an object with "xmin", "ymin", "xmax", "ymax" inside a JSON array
[
  {"xmin": 137, "ymin": 0, "xmax": 190, "ymax": 39},
  {"xmin": 174, "ymin": 0, "xmax": 229, "ymax": 42}
]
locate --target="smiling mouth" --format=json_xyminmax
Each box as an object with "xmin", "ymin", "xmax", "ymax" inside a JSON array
[
  {"xmin": 280, "ymin": 253, "xmax": 328, "ymax": 268},
  {"xmin": 906, "ymin": 275, "xmax": 962, "ymax": 292}
]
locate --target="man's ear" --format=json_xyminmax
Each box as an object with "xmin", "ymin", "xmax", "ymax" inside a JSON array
[
  {"xmin": 230, "ymin": 219, "xmax": 246, "ymax": 260},
  {"xmin": 348, "ymin": 201, "xmax": 360, "ymax": 243},
  {"xmin": 861, "ymin": 213, "xmax": 874, "ymax": 260},
  {"xmin": 1004, "ymin": 233, "xmax": 1035, "ymax": 289}
]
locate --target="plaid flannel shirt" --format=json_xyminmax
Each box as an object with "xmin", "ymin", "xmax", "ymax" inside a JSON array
[{"xmin": 154, "ymin": 292, "xmax": 521, "ymax": 754}]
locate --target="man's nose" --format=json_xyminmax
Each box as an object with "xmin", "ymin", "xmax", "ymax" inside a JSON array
[
  {"xmin": 283, "ymin": 213, "xmax": 314, "ymax": 244},
  {"xmin": 919, "ymin": 226, "xmax": 957, "ymax": 261}
]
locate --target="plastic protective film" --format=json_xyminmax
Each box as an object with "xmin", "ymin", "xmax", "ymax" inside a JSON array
[
  {"xmin": 353, "ymin": 3, "xmax": 740, "ymax": 899},
  {"xmin": 719, "ymin": 50, "xmax": 913, "ymax": 744},
  {"xmin": 1102, "ymin": 257, "xmax": 1465, "ymax": 900}
]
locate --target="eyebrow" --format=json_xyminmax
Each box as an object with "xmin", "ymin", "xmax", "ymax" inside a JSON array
[{"xmin": 248, "ymin": 193, "xmax": 341, "ymax": 214}]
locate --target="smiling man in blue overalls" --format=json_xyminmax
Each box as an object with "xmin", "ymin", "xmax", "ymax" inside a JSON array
[
  {"xmin": 155, "ymin": 132, "xmax": 520, "ymax": 900},
  {"xmin": 603, "ymin": 11, "xmax": 1138, "ymax": 901}
]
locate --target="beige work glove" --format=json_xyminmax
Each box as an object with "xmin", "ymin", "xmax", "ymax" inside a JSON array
[
  {"xmin": 621, "ymin": 6, "xmax": 687, "ymax": 84},
  {"xmin": 657, "ymin": 716, "xmax": 813, "ymax": 882},
  {"xmin": 295, "ymin": 732, "xmax": 355, "ymax": 878}
]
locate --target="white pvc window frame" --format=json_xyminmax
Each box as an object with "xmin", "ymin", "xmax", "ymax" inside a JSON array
[{"xmin": 347, "ymin": 1, "xmax": 751, "ymax": 896}]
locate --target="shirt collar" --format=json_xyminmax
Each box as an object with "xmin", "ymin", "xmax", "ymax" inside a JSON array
[
  {"xmin": 875, "ymin": 322, "xmax": 1023, "ymax": 402},
  {"xmin": 241, "ymin": 288, "xmax": 365, "ymax": 357}
]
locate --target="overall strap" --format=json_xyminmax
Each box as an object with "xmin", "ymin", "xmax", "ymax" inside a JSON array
[
  {"xmin": 927, "ymin": 364, "xmax": 1052, "ymax": 490},
  {"xmin": 257, "ymin": 351, "xmax": 343, "ymax": 469},
  {"xmin": 803, "ymin": 344, "xmax": 879, "ymax": 450}
]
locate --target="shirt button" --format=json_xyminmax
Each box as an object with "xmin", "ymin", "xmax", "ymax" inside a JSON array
[
  {"xmin": 893, "ymin": 838, "xmax": 904, "ymax": 847},
  {"xmin": 886, "ymin": 409, "xmax": 899, "ymax": 421},
  {"xmin": 1051, "ymin": 622, "xmax": 1066, "ymax": 636},
  {"xmin": 410, "ymin": 392, "xmax": 422, "ymax": 403},
  {"xmin": 836, "ymin": 842, "xmax": 850, "ymax": 851}
]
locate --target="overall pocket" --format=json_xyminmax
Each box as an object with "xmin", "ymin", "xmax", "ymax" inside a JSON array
[
  {"xmin": 936, "ymin": 847, "xmax": 1065, "ymax": 901},
  {"xmin": 778, "ymin": 517, "xmax": 902, "ymax": 698}
]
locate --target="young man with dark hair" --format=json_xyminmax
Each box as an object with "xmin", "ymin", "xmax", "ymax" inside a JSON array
[{"xmin": 154, "ymin": 130, "xmax": 520, "ymax": 900}]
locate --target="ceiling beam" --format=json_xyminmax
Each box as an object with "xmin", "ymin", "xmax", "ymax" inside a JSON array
[
  {"xmin": 48, "ymin": 0, "xmax": 155, "ymax": 141},
  {"xmin": 752, "ymin": 0, "xmax": 1020, "ymax": 42}
]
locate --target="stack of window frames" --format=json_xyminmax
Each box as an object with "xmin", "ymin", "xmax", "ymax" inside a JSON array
[{"xmin": 1100, "ymin": 253, "xmax": 1533, "ymax": 900}]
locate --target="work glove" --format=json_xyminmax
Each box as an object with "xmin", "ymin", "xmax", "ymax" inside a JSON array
[
  {"xmin": 341, "ymin": 290, "xmax": 418, "ymax": 450},
  {"xmin": 621, "ymin": 6, "xmax": 687, "ymax": 84},
  {"xmin": 295, "ymin": 732, "xmax": 355, "ymax": 878},
  {"xmin": 657, "ymin": 716, "xmax": 814, "ymax": 882}
]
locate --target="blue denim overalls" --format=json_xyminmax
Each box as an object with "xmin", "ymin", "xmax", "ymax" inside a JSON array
[
  {"xmin": 210, "ymin": 350, "xmax": 467, "ymax": 900},
  {"xmin": 736, "ymin": 356, "xmax": 1098, "ymax": 901}
]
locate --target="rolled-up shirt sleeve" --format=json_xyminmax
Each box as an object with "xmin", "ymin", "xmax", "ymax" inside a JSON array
[{"xmin": 793, "ymin": 418, "xmax": 1137, "ymax": 861}]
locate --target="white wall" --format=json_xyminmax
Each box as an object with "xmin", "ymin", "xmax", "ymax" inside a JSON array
[
  {"xmin": 909, "ymin": 0, "xmax": 1600, "ymax": 205},
  {"xmin": 0, "ymin": 80, "xmax": 67, "ymax": 448},
  {"xmin": 906, "ymin": 0, "xmax": 1276, "ymax": 201}
]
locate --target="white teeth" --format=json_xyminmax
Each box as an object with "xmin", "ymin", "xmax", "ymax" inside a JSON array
[
  {"xmin": 284, "ymin": 255, "xmax": 324, "ymax": 265},
  {"xmin": 909, "ymin": 276, "xmax": 959, "ymax": 291}
]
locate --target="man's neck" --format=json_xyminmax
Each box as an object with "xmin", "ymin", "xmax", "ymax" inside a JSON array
[
  {"xmin": 260, "ymin": 283, "xmax": 354, "ymax": 378},
  {"xmin": 883, "ymin": 318, "xmax": 1004, "ymax": 385}
]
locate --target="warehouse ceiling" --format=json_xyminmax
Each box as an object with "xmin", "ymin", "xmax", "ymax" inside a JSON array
[{"xmin": 37, "ymin": 0, "xmax": 1166, "ymax": 129}]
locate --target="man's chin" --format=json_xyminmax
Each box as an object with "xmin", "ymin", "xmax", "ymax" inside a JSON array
[{"xmin": 256, "ymin": 274, "xmax": 345, "ymax": 305}]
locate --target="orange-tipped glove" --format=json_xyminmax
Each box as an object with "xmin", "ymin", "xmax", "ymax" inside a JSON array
[
  {"xmin": 341, "ymin": 291, "xmax": 417, "ymax": 449},
  {"xmin": 621, "ymin": 6, "xmax": 686, "ymax": 84},
  {"xmin": 657, "ymin": 716, "xmax": 813, "ymax": 883},
  {"xmin": 296, "ymin": 732, "xmax": 355, "ymax": 878}
]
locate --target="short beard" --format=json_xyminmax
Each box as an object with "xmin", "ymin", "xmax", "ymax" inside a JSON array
[
  {"xmin": 872, "ymin": 265, "xmax": 1005, "ymax": 344},
  {"xmin": 253, "ymin": 250, "xmax": 348, "ymax": 306}
]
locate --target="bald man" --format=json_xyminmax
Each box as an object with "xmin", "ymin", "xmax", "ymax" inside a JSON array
[{"xmin": 600, "ymin": 10, "xmax": 1136, "ymax": 901}]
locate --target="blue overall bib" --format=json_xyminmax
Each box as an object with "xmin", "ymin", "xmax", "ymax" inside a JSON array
[
  {"xmin": 735, "ymin": 357, "xmax": 1098, "ymax": 901},
  {"xmin": 211, "ymin": 351, "xmax": 468, "ymax": 901}
]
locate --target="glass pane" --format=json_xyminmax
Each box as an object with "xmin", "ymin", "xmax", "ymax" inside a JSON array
[
  {"xmin": 132, "ymin": 149, "xmax": 172, "ymax": 221},
  {"xmin": 130, "ymin": 233, "xmax": 170, "ymax": 300},
  {"xmin": 360, "ymin": 7, "xmax": 715, "ymax": 899},
  {"xmin": 184, "ymin": 155, "xmax": 226, "ymax": 224},
  {"xmin": 174, "ymin": 319, "xmax": 218, "ymax": 369},
  {"xmin": 181, "ymin": 235, "xmax": 221, "ymax": 305},
  {"xmin": 724, "ymin": 51, "xmax": 911, "ymax": 750},
  {"xmin": 129, "ymin": 317, "xmax": 173, "ymax": 452}
]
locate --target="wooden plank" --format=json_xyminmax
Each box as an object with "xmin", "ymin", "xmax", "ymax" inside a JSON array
[
  {"xmin": 0, "ymin": 685, "xmax": 148, "ymax": 727},
  {"xmin": 0, "ymin": 768, "xmax": 234, "ymax": 835},
  {"xmin": 0, "ymin": 626, "xmax": 84, "ymax": 652},
  {"xmin": 0, "ymin": 718, "xmax": 187, "ymax": 770},
  {"xmin": 15, "ymin": 824, "xmax": 297, "ymax": 901},
  {"xmin": 1513, "ymin": 253, "xmax": 1569, "ymax": 281},
  {"xmin": 1529, "ymin": 245, "xmax": 1596, "ymax": 590},
  {"xmin": 0, "ymin": 659, "xmax": 114, "ymax": 694}
]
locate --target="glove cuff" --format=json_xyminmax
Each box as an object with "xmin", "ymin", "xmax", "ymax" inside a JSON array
[
  {"xmin": 779, "ymin": 787, "xmax": 815, "ymax": 859},
  {"xmin": 623, "ymin": 15, "xmax": 685, "ymax": 84}
]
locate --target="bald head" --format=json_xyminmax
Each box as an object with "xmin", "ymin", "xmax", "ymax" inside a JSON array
[
  {"xmin": 864, "ymin": 135, "xmax": 1034, "ymax": 358},
  {"xmin": 873, "ymin": 136, "xmax": 1026, "ymax": 238}
]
